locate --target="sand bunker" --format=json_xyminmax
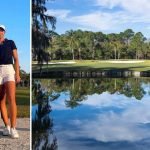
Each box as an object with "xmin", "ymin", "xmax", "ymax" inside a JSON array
[
  {"xmin": 107, "ymin": 60, "xmax": 145, "ymax": 63},
  {"xmin": 46, "ymin": 61, "xmax": 76, "ymax": 64}
]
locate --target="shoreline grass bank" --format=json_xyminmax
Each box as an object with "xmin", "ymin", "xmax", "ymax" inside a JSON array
[{"xmin": 32, "ymin": 60, "xmax": 150, "ymax": 72}]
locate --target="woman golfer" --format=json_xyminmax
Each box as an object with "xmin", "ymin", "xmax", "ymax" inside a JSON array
[{"xmin": 0, "ymin": 24, "xmax": 20, "ymax": 138}]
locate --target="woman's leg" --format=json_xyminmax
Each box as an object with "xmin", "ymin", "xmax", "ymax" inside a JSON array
[
  {"xmin": 0, "ymin": 84, "xmax": 9, "ymax": 126},
  {"xmin": 4, "ymin": 81, "xmax": 17, "ymax": 128}
]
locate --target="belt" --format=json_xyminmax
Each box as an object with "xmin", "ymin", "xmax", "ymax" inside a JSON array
[{"xmin": 0, "ymin": 64, "xmax": 12, "ymax": 65}]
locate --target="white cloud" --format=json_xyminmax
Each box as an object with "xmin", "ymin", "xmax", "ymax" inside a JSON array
[
  {"xmin": 95, "ymin": 0, "xmax": 121, "ymax": 9},
  {"xmin": 95, "ymin": 0, "xmax": 150, "ymax": 15},
  {"xmin": 55, "ymin": 95, "xmax": 150, "ymax": 143},
  {"xmin": 46, "ymin": 9, "xmax": 71, "ymax": 19},
  {"xmin": 78, "ymin": 113, "xmax": 150, "ymax": 142},
  {"xmin": 46, "ymin": 8, "xmax": 150, "ymax": 33},
  {"xmin": 147, "ymin": 26, "xmax": 150, "ymax": 30},
  {"xmin": 67, "ymin": 12, "xmax": 116, "ymax": 31},
  {"xmin": 80, "ymin": 98, "xmax": 150, "ymax": 142},
  {"xmin": 82, "ymin": 92, "xmax": 135, "ymax": 108},
  {"xmin": 85, "ymin": 90, "xmax": 150, "ymax": 109}
]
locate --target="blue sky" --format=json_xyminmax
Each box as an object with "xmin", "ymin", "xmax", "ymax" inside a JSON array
[
  {"xmin": 1, "ymin": 0, "xmax": 30, "ymax": 73},
  {"xmin": 46, "ymin": 0, "xmax": 150, "ymax": 38}
]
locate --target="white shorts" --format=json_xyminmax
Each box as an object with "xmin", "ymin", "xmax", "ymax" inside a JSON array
[{"xmin": 0, "ymin": 65, "xmax": 15, "ymax": 85}]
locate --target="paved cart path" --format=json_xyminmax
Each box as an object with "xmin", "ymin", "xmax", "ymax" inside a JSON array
[{"xmin": 0, "ymin": 118, "xmax": 30, "ymax": 150}]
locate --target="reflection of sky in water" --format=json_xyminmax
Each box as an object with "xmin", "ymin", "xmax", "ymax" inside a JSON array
[{"xmin": 50, "ymin": 85, "xmax": 150, "ymax": 150}]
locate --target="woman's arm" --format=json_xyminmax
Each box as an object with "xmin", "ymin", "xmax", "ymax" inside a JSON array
[{"xmin": 12, "ymin": 49, "xmax": 21, "ymax": 83}]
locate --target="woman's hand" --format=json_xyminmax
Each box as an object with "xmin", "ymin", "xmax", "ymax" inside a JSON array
[{"xmin": 15, "ymin": 74, "xmax": 21, "ymax": 83}]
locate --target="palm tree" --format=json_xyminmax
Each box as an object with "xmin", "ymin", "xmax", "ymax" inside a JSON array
[
  {"xmin": 130, "ymin": 32, "xmax": 145, "ymax": 59},
  {"xmin": 66, "ymin": 30, "xmax": 76, "ymax": 60}
]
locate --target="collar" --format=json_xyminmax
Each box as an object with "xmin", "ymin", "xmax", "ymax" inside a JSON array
[{"xmin": 0, "ymin": 38, "xmax": 7, "ymax": 45}]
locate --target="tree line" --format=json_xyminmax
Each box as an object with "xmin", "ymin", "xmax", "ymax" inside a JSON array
[{"xmin": 33, "ymin": 29, "xmax": 150, "ymax": 61}]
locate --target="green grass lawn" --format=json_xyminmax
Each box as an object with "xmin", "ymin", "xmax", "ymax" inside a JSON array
[
  {"xmin": 16, "ymin": 87, "xmax": 30, "ymax": 117},
  {"xmin": 6, "ymin": 87, "xmax": 30, "ymax": 118},
  {"xmin": 32, "ymin": 60, "xmax": 150, "ymax": 72}
]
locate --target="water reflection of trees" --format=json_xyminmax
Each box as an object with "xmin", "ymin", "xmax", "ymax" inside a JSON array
[
  {"xmin": 32, "ymin": 80, "xmax": 58, "ymax": 150},
  {"xmin": 38, "ymin": 78, "xmax": 150, "ymax": 108}
]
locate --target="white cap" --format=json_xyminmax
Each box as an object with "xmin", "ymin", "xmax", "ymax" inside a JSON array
[{"xmin": 0, "ymin": 25, "xmax": 6, "ymax": 31}]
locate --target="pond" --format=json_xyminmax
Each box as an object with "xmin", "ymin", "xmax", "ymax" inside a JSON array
[{"xmin": 32, "ymin": 78, "xmax": 150, "ymax": 150}]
